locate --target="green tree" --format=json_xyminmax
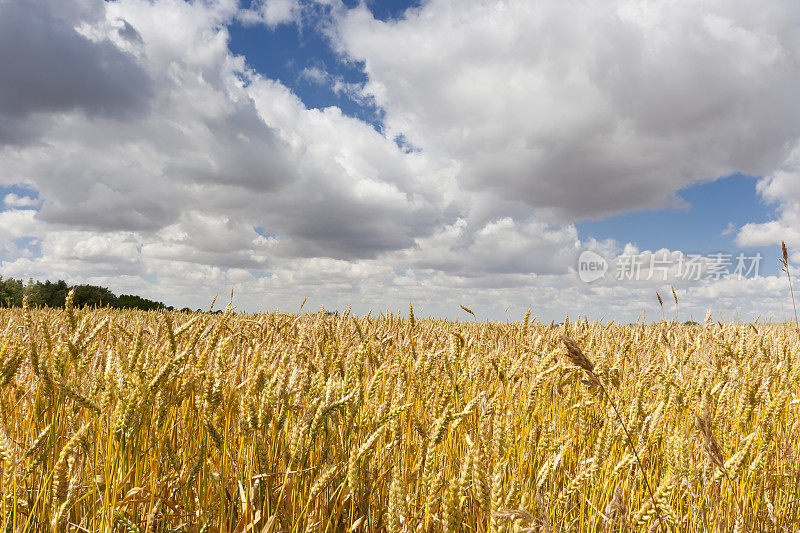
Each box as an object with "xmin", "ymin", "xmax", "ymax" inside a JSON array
[
  {"xmin": 0, "ymin": 277, "xmax": 171, "ymax": 310},
  {"xmin": 72, "ymin": 285, "xmax": 118, "ymax": 308},
  {"xmin": 23, "ymin": 277, "xmax": 44, "ymax": 306},
  {"xmin": 0, "ymin": 277, "xmax": 23, "ymax": 307},
  {"xmin": 116, "ymin": 294, "xmax": 166, "ymax": 311},
  {"xmin": 39, "ymin": 280, "xmax": 69, "ymax": 307}
]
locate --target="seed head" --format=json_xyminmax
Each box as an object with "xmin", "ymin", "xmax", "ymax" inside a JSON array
[
  {"xmin": 561, "ymin": 336, "xmax": 594, "ymax": 373},
  {"xmin": 696, "ymin": 408, "xmax": 725, "ymax": 469}
]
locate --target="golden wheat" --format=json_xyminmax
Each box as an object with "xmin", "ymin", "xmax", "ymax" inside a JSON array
[{"xmin": 0, "ymin": 297, "xmax": 798, "ymax": 531}]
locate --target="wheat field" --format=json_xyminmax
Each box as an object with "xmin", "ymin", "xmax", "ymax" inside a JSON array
[{"xmin": 0, "ymin": 293, "xmax": 798, "ymax": 532}]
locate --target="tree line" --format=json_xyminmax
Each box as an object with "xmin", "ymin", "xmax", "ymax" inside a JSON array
[{"xmin": 0, "ymin": 277, "xmax": 169, "ymax": 310}]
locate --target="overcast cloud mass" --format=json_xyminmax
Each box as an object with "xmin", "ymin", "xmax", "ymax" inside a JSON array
[{"xmin": 1, "ymin": 0, "xmax": 799, "ymax": 321}]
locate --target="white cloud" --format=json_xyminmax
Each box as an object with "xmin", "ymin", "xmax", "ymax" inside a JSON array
[
  {"xmin": 299, "ymin": 66, "xmax": 328, "ymax": 84},
  {"xmin": 736, "ymin": 143, "xmax": 800, "ymax": 251},
  {"xmin": 0, "ymin": 209, "xmax": 41, "ymax": 242},
  {"xmin": 239, "ymin": 0, "xmax": 301, "ymax": 28},
  {"xmin": 299, "ymin": 65, "xmax": 370, "ymax": 104},
  {"xmin": 0, "ymin": 0, "xmax": 152, "ymax": 144},
  {"xmin": 1, "ymin": 0, "xmax": 454, "ymax": 260},
  {"xmin": 721, "ymin": 221, "xmax": 736, "ymax": 237},
  {"xmin": 331, "ymin": 0, "xmax": 800, "ymax": 220},
  {"xmin": 3, "ymin": 193, "xmax": 40, "ymax": 208},
  {"xmin": 391, "ymin": 217, "xmax": 581, "ymax": 277}
]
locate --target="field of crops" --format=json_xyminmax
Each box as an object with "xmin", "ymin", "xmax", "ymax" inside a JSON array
[{"xmin": 0, "ymin": 293, "xmax": 799, "ymax": 532}]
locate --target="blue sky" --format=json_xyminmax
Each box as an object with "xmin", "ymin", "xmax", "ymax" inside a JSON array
[
  {"xmin": 228, "ymin": 1, "xmax": 426, "ymax": 123},
  {"xmin": 577, "ymin": 174, "xmax": 780, "ymax": 275},
  {"xmin": 0, "ymin": 184, "xmax": 40, "ymax": 210},
  {"xmin": 228, "ymin": 12, "xmax": 375, "ymax": 122},
  {"xmin": 1, "ymin": 0, "xmax": 799, "ymax": 321}
]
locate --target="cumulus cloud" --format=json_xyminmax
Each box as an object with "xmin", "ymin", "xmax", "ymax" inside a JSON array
[
  {"xmin": 0, "ymin": 0, "xmax": 152, "ymax": 144},
  {"xmin": 298, "ymin": 64, "xmax": 372, "ymax": 106},
  {"xmin": 0, "ymin": 209, "xmax": 41, "ymax": 242},
  {"xmin": 391, "ymin": 217, "xmax": 580, "ymax": 277},
  {"xmin": 736, "ymin": 143, "xmax": 800, "ymax": 251},
  {"xmin": 0, "ymin": 0, "xmax": 454, "ymax": 260},
  {"xmin": 332, "ymin": 0, "xmax": 800, "ymax": 220},
  {"xmin": 3, "ymin": 193, "xmax": 40, "ymax": 209},
  {"xmin": 238, "ymin": 0, "xmax": 301, "ymax": 28}
]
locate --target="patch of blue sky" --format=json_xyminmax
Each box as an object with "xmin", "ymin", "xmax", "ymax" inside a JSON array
[
  {"xmin": 359, "ymin": 0, "xmax": 423, "ymax": 21},
  {"xmin": 0, "ymin": 183, "xmax": 40, "ymax": 212},
  {"xmin": 140, "ymin": 272, "xmax": 159, "ymax": 285},
  {"xmin": 254, "ymin": 226, "xmax": 278, "ymax": 239},
  {"xmin": 227, "ymin": 10, "xmax": 381, "ymax": 127},
  {"xmin": 0, "ymin": 237, "xmax": 41, "ymax": 264},
  {"xmin": 393, "ymin": 133, "xmax": 421, "ymax": 153},
  {"xmin": 577, "ymin": 174, "xmax": 781, "ymax": 276},
  {"xmin": 12, "ymin": 235, "xmax": 40, "ymax": 249},
  {"xmin": 11, "ymin": 236, "xmax": 41, "ymax": 258}
]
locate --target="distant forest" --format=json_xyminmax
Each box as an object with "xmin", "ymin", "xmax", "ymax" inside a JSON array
[{"xmin": 0, "ymin": 277, "xmax": 169, "ymax": 310}]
